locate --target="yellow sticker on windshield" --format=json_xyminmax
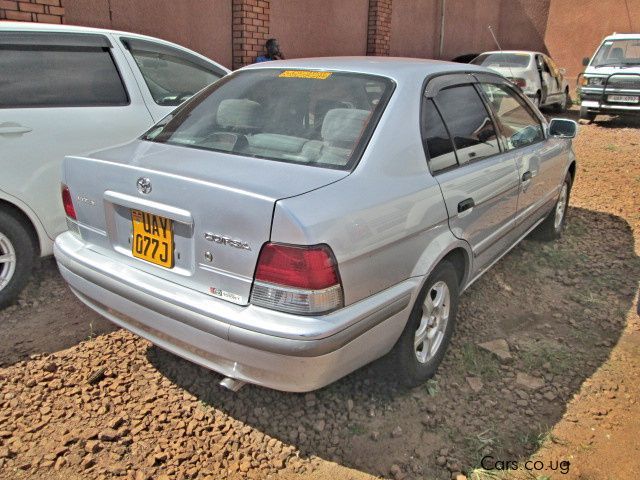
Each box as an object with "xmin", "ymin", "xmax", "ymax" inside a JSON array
[{"xmin": 279, "ymin": 70, "xmax": 332, "ymax": 79}]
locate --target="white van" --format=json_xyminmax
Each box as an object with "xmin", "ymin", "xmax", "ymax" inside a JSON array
[
  {"xmin": 579, "ymin": 33, "xmax": 640, "ymax": 122},
  {"xmin": 0, "ymin": 22, "xmax": 229, "ymax": 308}
]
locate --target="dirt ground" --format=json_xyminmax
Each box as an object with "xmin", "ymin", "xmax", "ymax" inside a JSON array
[{"xmin": 0, "ymin": 108, "xmax": 638, "ymax": 480}]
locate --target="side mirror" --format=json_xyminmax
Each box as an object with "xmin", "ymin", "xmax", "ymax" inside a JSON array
[
  {"xmin": 549, "ymin": 118, "xmax": 578, "ymax": 138},
  {"xmin": 582, "ymin": 57, "xmax": 590, "ymax": 66}
]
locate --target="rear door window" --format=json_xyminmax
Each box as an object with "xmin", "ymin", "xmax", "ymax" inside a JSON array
[
  {"xmin": 122, "ymin": 38, "xmax": 225, "ymax": 106},
  {"xmin": 480, "ymin": 83, "xmax": 544, "ymax": 150},
  {"xmin": 0, "ymin": 44, "xmax": 128, "ymax": 108},
  {"xmin": 421, "ymin": 99, "xmax": 457, "ymax": 173},
  {"xmin": 433, "ymin": 85, "xmax": 501, "ymax": 164}
]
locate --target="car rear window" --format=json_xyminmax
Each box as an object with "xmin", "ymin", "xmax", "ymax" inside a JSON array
[
  {"xmin": 143, "ymin": 69, "xmax": 394, "ymax": 170},
  {"xmin": 0, "ymin": 46, "xmax": 128, "ymax": 108},
  {"xmin": 472, "ymin": 53, "xmax": 531, "ymax": 68}
]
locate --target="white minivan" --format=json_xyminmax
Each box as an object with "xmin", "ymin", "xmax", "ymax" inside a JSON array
[{"xmin": 0, "ymin": 22, "xmax": 229, "ymax": 308}]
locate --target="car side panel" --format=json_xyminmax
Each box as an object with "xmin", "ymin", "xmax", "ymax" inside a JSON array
[{"xmin": 435, "ymin": 153, "xmax": 520, "ymax": 273}]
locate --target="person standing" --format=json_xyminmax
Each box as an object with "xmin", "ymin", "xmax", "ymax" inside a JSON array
[{"xmin": 256, "ymin": 38, "xmax": 285, "ymax": 63}]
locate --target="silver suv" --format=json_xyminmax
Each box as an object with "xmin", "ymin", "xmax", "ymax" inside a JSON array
[{"xmin": 54, "ymin": 58, "xmax": 578, "ymax": 392}]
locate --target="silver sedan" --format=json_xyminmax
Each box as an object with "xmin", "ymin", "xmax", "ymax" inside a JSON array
[{"xmin": 54, "ymin": 58, "xmax": 578, "ymax": 392}]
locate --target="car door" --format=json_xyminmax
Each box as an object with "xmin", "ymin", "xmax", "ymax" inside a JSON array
[
  {"xmin": 535, "ymin": 54, "xmax": 556, "ymax": 104},
  {"xmin": 422, "ymin": 75, "xmax": 520, "ymax": 274},
  {"xmin": 114, "ymin": 36, "xmax": 228, "ymax": 122},
  {"xmin": 0, "ymin": 30, "xmax": 154, "ymax": 242},
  {"xmin": 478, "ymin": 81, "xmax": 563, "ymax": 233}
]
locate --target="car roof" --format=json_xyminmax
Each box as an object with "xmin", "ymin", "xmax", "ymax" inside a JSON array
[
  {"xmin": 603, "ymin": 33, "xmax": 640, "ymax": 40},
  {"xmin": 240, "ymin": 56, "xmax": 492, "ymax": 82},
  {"xmin": 477, "ymin": 50, "xmax": 538, "ymax": 56},
  {"xmin": 0, "ymin": 21, "xmax": 230, "ymax": 72}
]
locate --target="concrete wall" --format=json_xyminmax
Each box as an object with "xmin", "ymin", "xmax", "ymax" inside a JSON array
[
  {"xmin": 545, "ymin": 0, "xmax": 640, "ymax": 82},
  {"xmin": 269, "ymin": 0, "xmax": 369, "ymax": 58},
  {"xmin": 63, "ymin": 0, "xmax": 233, "ymax": 68}
]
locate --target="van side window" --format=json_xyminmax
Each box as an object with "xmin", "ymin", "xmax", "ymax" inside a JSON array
[
  {"xmin": 480, "ymin": 83, "xmax": 544, "ymax": 150},
  {"xmin": 123, "ymin": 38, "xmax": 224, "ymax": 107},
  {"xmin": 421, "ymin": 99, "xmax": 457, "ymax": 173},
  {"xmin": 0, "ymin": 47, "xmax": 128, "ymax": 108},
  {"xmin": 434, "ymin": 85, "xmax": 501, "ymax": 164}
]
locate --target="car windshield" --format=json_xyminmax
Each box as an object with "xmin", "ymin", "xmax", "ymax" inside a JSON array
[
  {"xmin": 591, "ymin": 39, "xmax": 640, "ymax": 67},
  {"xmin": 143, "ymin": 69, "xmax": 394, "ymax": 170},
  {"xmin": 471, "ymin": 53, "xmax": 531, "ymax": 68}
]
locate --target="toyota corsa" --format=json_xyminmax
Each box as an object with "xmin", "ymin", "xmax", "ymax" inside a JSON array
[{"xmin": 54, "ymin": 58, "xmax": 578, "ymax": 392}]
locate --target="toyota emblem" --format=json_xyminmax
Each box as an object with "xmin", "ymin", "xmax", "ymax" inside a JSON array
[{"xmin": 136, "ymin": 177, "xmax": 152, "ymax": 194}]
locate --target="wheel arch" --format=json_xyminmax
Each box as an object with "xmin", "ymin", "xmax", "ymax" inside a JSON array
[
  {"xmin": 0, "ymin": 197, "xmax": 44, "ymax": 257},
  {"xmin": 567, "ymin": 160, "xmax": 577, "ymax": 184}
]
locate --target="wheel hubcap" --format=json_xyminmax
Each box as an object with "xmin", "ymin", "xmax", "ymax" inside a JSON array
[
  {"xmin": 414, "ymin": 281, "xmax": 450, "ymax": 364},
  {"xmin": 0, "ymin": 232, "xmax": 17, "ymax": 291},
  {"xmin": 554, "ymin": 184, "xmax": 568, "ymax": 230}
]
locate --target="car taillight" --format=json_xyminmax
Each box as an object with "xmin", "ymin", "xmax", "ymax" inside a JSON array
[
  {"xmin": 250, "ymin": 243, "xmax": 344, "ymax": 315},
  {"xmin": 512, "ymin": 77, "xmax": 527, "ymax": 88},
  {"xmin": 61, "ymin": 184, "xmax": 76, "ymax": 220}
]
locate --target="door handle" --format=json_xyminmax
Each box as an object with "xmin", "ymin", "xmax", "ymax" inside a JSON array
[
  {"xmin": 458, "ymin": 198, "xmax": 475, "ymax": 213},
  {"xmin": 0, "ymin": 123, "xmax": 33, "ymax": 135},
  {"xmin": 522, "ymin": 171, "xmax": 533, "ymax": 182}
]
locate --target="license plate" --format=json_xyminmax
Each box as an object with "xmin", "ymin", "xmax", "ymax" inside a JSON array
[
  {"xmin": 607, "ymin": 95, "xmax": 639, "ymax": 103},
  {"xmin": 131, "ymin": 209, "xmax": 174, "ymax": 268}
]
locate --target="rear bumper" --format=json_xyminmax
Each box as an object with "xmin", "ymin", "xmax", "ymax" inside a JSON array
[{"xmin": 54, "ymin": 232, "xmax": 417, "ymax": 391}]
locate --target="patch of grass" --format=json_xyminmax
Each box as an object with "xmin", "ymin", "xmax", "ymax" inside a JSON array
[
  {"xmin": 464, "ymin": 428, "xmax": 501, "ymax": 468},
  {"xmin": 459, "ymin": 343, "xmax": 500, "ymax": 380},
  {"xmin": 425, "ymin": 379, "xmax": 439, "ymax": 396},
  {"xmin": 348, "ymin": 423, "xmax": 366, "ymax": 436},
  {"xmin": 518, "ymin": 342, "xmax": 574, "ymax": 376},
  {"xmin": 605, "ymin": 143, "xmax": 618, "ymax": 151},
  {"xmin": 538, "ymin": 247, "xmax": 574, "ymax": 269},
  {"xmin": 468, "ymin": 467, "xmax": 503, "ymax": 480}
]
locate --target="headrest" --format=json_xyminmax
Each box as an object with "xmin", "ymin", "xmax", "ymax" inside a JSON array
[
  {"xmin": 217, "ymin": 99, "xmax": 263, "ymax": 130},
  {"xmin": 610, "ymin": 47, "xmax": 624, "ymax": 59},
  {"xmin": 321, "ymin": 108, "xmax": 371, "ymax": 144}
]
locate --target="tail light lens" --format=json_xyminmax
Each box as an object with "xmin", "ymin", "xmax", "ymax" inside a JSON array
[
  {"xmin": 250, "ymin": 243, "xmax": 344, "ymax": 315},
  {"xmin": 511, "ymin": 77, "xmax": 527, "ymax": 88},
  {"xmin": 61, "ymin": 184, "xmax": 76, "ymax": 220}
]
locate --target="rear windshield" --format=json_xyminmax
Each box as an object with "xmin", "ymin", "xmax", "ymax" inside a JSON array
[
  {"xmin": 143, "ymin": 69, "xmax": 394, "ymax": 170},
  {"xmin": 471, "ymin": 53, "xmax": 531, "ymax": 68},
  {"xmin": 591, "ymin": 39, "xmax": 640, "ymax": 67}
]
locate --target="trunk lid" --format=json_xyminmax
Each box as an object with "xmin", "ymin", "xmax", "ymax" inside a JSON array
[{"xmin": 64, "ymin": 139, "xmax": 348, "ymax": 305}]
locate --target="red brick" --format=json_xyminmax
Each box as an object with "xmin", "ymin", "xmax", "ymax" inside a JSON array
[
  {"xmin": 0, "ymin": 0, "xmax": 18, "ymax": 10},
  {"xmin": 36, "ymin": 12, "xmax": 61, "ymax": 22},
  {"xmin": 46, "ymin": 5, "xmax": 64, "ymax": 15},
  {"xmin": 18, "ymin": 2, "xmax": 44, "ymax": 13},
  {"xmin": 5, "ymin": 9, "xmax": 32, "ymax": 20}
]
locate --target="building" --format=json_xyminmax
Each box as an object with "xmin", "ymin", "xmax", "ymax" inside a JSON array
[{"xmin": 1, "ymin": 0, "xmax": 638, "ymax": 82}]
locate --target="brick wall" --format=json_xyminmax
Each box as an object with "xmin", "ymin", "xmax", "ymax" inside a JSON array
[
  {"xmin": 366, "ymin": 0, "xmax": 392, "ymax": 56},
  {"xmin": 0, "ymin": 0, "xmax": 64, "ymax": 23},
  {"xmin": 232, "ymin": 0, "xmax": 270, "ymax": 70}
]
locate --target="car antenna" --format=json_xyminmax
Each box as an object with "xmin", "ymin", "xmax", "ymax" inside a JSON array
[{"xmin": 488, "ymin": 25, "xmax": 516, "ymax": 81}]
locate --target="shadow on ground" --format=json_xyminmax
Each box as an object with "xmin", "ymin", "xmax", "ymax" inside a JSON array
[
  {"xmin": 0, "ymin": 258, "xmax": 116, "ymax": 367},
  {"xmin": 149, "ymin": 207, "xmax": 639, "ymax": 479}
]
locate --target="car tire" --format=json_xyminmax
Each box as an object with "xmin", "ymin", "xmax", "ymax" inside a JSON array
[
  {"xmin": 0, "ymin": 210, "xmax": 36, "ymax": 310},
  {"xmin": 579, "ymin": 105, "xmax": 596, "ymax": 124},
  {"xmin": 531, "ymin": 172, "xmax": 572, "ymax": 242},
  {"xmin": 391, "ymin": 261, "xmax": 459, "ymax": 387}
]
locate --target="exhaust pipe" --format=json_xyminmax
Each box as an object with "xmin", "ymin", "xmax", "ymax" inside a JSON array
[{"xmin": 219, "ymin": 376, "xmax": 246, "ymax": 392}]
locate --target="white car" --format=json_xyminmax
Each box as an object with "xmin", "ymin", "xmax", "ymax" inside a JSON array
[
  {"xmin": 579, "ymin": 33, "xmax": 640, "ymax": 122},
  {"xmin": 0, "ymin": 22, "xmax": 229, "ymax": 308},
  {"xmin": 471, "ymin": 50, "xmax": 570, "ymax": 111}
]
